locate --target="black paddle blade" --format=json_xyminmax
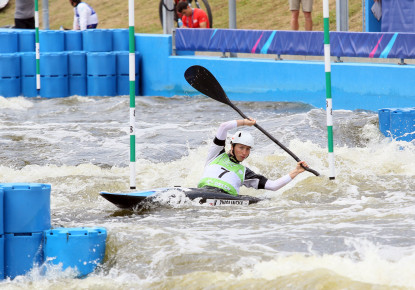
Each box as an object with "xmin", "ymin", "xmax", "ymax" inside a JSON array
[
  {"xmin": 184, "ymin": 65, "xmax": 231, "ymax": 105},
  {"xmin": 184, "ymin": 65, "xmax": 320, "ymax": 177}
]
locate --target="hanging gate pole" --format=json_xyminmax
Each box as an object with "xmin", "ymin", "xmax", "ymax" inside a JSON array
[
  {"xmin": 129, "ymin": 0, "xmax": 136, "ymax": 189},
  {"xmin": 323, "ymin": 0, "xmax": 335, "ymax": 180}
]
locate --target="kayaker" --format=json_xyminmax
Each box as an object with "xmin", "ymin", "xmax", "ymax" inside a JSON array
[{"xmin": 198, "ymin": 118, "xmax": 308, "ymax": 196}]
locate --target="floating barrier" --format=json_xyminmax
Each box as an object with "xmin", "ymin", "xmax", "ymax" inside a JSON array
[
  {"xmin": 4, "ymin": 232, "xmax": 44, "ymax": 279},
  {"xmin": 68, "ymin": 51, "xmax": 87, "ymax": 96},
  {"xmin": 82, "ymin": 29, "xmax": 113, "ymax": 52},
  {"xmin": 18, "ymin": 30, "xmax": 35, "ymax": 52},
  {"xmin": 0, "ymin": 188, "xmax": 3, "ymax": 280},
  {"xmin": 0, "ymin": 29, "xmax": 142, "ymax": 98},
  {"xmin": 87, "ymin": 75, "xmax": 117, "ymax": 96},
  {"xmin": 20, "ymin": 52, "xmax": 37, "ymax": 97},
  {"xmin": 0, "ymin": 31, "xmax": 18, "ymax": 53},
  {"xmin": 0, "ymin": 53, "xmax": 20, "ymax": 97},
  {"xmin": 40, "ymin": 52, "xmax": 68, "ymax": 76},
  {"xmin": 0, "ymin": 183, "xmax": 107, "ymax": 280},
  {"xmin": 378, "ymin": 108, "xmax": 415, "ymax": 141},
  {"xmin": 0, "ymin": 187, "xmax": 3, "ymax": 235},
  {"xmin": 87, "ymin": 52, "xmax": 116, "ymax": 75},
  {"xmin": 64, "ymin": 31, "xmax": 83, "ymax": 51},
  {"xmin": 39, "ymin": 31, "xmax": 65, "ymax": 52},
  {"xmin": 40, "ymin": 52, "xmax": 69, "ymax": 98},
  {"xmin": 87, "ymin": 52, "xmax": 116, "ymax": 96},
  {"xmin": 112, "ymin": 29, "xmax": 129, "ymax": 51},
  {"xmin": 115, "ymin": 51, "xmax": 140, "ymax": 95},
  {"xmin": 0, "ymin": 234, "xmax": 3, "ymax": 280},
  {"xmin": 44, "ymin": 227, "xmax": 107, "ymax": 277},
  {"xmin": 41, "ymin": 76, "xmax": 69, "ymax": 98},
  {"xmin": 2, "ymin": 183, "xmax": 51, "ymax": 233}
]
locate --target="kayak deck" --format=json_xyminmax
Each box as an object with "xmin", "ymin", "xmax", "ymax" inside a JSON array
[{"xmin": 100, "ymin": 187, "xmax": 262, "ymax": 209}]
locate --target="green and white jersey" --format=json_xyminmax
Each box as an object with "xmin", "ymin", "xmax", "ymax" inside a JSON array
[{"xmin": 198, "ymin": 153, "xmax": 246, "ymax": 196}]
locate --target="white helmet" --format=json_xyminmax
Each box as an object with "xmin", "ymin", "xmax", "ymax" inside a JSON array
[{"xmin": 231, "ymin": 131, "xmax": 254, "ymax": 148}]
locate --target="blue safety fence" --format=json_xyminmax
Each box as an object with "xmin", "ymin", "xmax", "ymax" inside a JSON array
[{"xmin": 175, "ymin": 28, "xmax": 415, "ymax": 59}]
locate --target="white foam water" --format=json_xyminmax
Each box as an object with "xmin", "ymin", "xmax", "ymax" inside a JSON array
[{"xmin": 0, "ymin": 96, "xmax": 414, "ymax": 289}]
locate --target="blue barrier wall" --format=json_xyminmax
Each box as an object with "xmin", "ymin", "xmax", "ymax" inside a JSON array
[
  {"xmin": 0, "ymin": 29, "xmax": 140, "ymax": 98},
  {"xmin": 134, "ymin": 33, "xmax": 415, "ymax": 111},
  {"xmin": 0, "ymin": 183, "xmax": 106, "ymax": 280},
  {"xmin": 379, "ymin": 108, "xmax": 415, "ymax": 141},
  {"xmin": 2, "ymin": 29, "xmax": 415, "ymax": 111}
]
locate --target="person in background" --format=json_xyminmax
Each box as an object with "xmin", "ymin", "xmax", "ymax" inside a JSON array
[
  {"xmin": 69, "ymin": 0, "xmax": 98, "ymax": 30},
  {"xmin": 198, "ymin": 118, "xmax": 308, "ymax": 196},
  {"xmin": 290, "ymin": 0, "xmax": 313, "ymax": 31},
  {"xmin": 176, "ymin": 1, "xmax": 210, "ymax": 28},
  {"xmin": 14, "ymin": 0, "xmax": 35, "ymax": 29}
]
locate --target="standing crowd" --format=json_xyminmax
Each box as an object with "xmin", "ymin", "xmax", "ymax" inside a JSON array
[{"xmin": 12, "ymin": 0, "xmax": 313, "ymax": 31}]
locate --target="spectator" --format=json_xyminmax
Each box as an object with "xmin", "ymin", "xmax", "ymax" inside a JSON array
[
  {"xmin": 290, "ymin": 0, "xmax": 313, "ymax": 31},
  {"xmin": 14, "ymin": 0, "xmax": 35, "ymax": 29},
  {"xmin": 69, "ymin": 0, "xmax": 98, "ymax": 30},
  {"xmin": 177, "ymin": 1, "xmax": 210, "ymax": 28}
]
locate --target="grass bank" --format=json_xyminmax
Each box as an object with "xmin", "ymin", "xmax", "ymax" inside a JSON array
[{"xmin": 0, "ymin": 0, "xmax": 364, "ymax": 32}]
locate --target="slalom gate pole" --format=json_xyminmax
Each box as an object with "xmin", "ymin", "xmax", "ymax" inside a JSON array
[
  {"xmin": 323, "ymin": 0, "xmax": 335, "ymax": 180},
  {"xmin": 129, "ymin": 0, "xmax": 136, "ymax": 189},
  {"xmin": 35, "ymin": 0, "xmax": 40, "ymax": 90}
]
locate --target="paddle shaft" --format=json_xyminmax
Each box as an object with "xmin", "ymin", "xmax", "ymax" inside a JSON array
[{"xmin": 228, "ymin": 102, "xmax": 320, "ymax": 176}]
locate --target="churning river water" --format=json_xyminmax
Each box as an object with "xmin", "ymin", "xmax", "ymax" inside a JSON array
[{"xmin": 0, "ymin": 95, "xmax": 415, "ymax": 289}]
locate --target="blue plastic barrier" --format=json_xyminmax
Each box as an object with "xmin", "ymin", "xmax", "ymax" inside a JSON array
[
  {"xmin": 69, "ymin": 75, "xmax": 87, "ymax": 96},
  {"xmin": 21, "ymin": 77, "xmax": 37, "ymax": 98},
  {"xmin": 87, "ymin": 76, "xmax": 117, "ymax": 96},
  {"xmin": 390, "ymin": 109, "xmax": 415, "ymax": 141},
  {"xmin": 44, "ymin": 227, "xmax": 107, "ymax": 277},
  {"xmin": 68, "ymin": 51, "xmax": 86, "ymax": 75},
  {"xmin": 40, "ymin": 52, "xmax": 68, "ymax": 76},
  {"xmin": 86, "ymin": 52, "xmax": 116, "ymax": 96},
  {"xmin": 0, "ymin": 31, "xmax": 18, "ymax": 53},
  {"xmin": 38, "ymin": 52, "xmax": 69, "ymax": 98},
  {"xmin": 20, "ymin": 52, "xmax": 36, "ymax": 77},
  {"xmin": 379, "ymin": 108, "xmax": 415, "ymax": 141},
  {"xmin": 112, "ymin": 29, "xmax": 129, "ymax": 51},
  {"xmin": 39, "ymin": 31, "xmax": 65, "ymax": 52},
  {"xmin": 378, "ymin": 108, "xmax": 393, "ymax": 136},
  {"xmin": 40, "ymin": 76, "xmax": 69, "ymax": 98},
  {"xmin": 65, "ymin": 31, "xmax": 83, "ymax": 51},
  {"xmin": 68, "ymin": 51, "xmax": 87, "ymax": 96},
  {"xmin": 18, "ymin": 30, "xmax": 35, "ymax": 52},
  {"xmin": 0, "ymin": 54, "xmax": 21, "ymax": 97},
  {"xmin": 20, "ymin": 52, "xmax": 37, "ymax": 98},
  {"xmin": 0, "ymin": 188, "xmax": 3, "ymax": 235},
  {"xmin": 4, "ymin": 232, "xmax": 44, "ymax": 279},
  {"xmin": 87, "ymin": 52, "xmax": 116, "ymax": 75},
  {"xmin": 1, "ymin": 183, "xmax": 51, "ymax": 233},
  {"xmin": 115, "ymin": 51, "xmax": 140, "ymax": 95},
  {"xmin": 0, "ymin": 54, "xmax": 21, "ymax": 78},
  {"xmin": 0, "ymin": 235, "xmax": 4, "ymax": 280},
  {"xmin": 82, "ymin": 29, "xmax": 113, "ymax": 52}
]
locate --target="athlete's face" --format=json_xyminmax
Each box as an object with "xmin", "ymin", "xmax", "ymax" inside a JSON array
[{"xmin": 233, "ymin": 144, "xmax": 251, "ymax": 162}]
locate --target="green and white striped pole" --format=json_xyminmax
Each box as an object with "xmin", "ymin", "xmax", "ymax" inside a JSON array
[
  {"xmin": 34, "ymin": 0, "xmax": 40, "ymax": 90},
  {"xmin": 323, "ymin": 0, "xmax": 335, "ymax": 180},
  {"xmin": 129, "ymin": 0, "xmax": 136, "ymax": 189}
]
